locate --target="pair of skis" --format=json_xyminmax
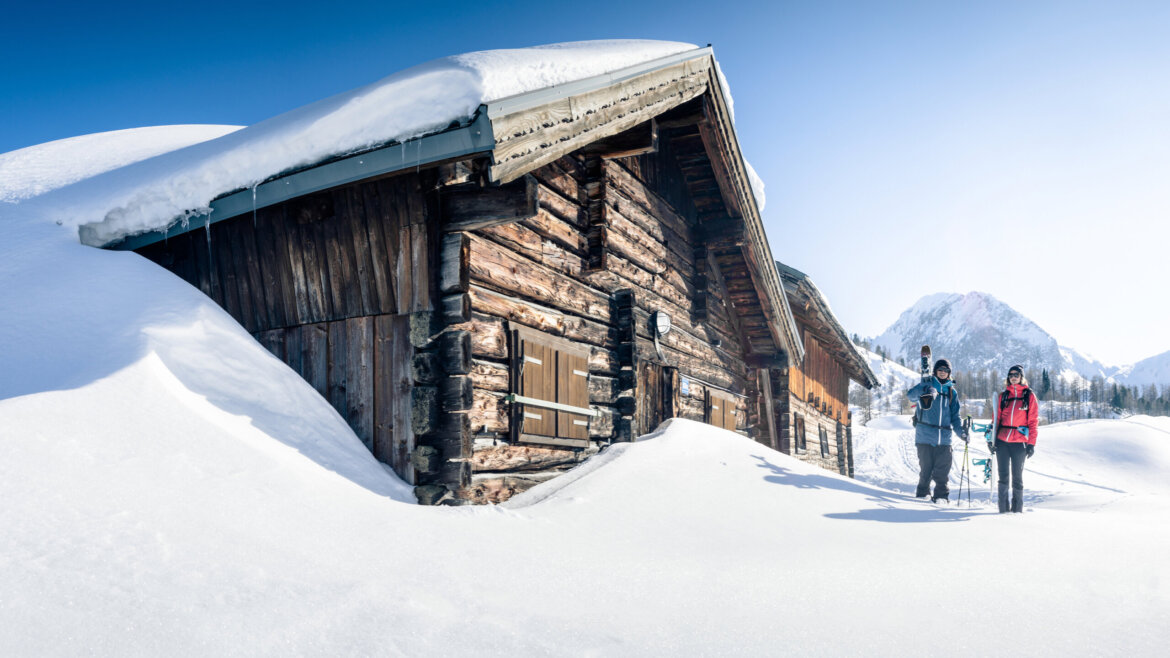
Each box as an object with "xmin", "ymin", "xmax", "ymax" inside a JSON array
[{"xmin": 919, "ymin": 345, "xmax": 934, "ymax": 410}]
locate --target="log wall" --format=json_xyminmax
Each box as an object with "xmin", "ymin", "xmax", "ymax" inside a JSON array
[{"xmin": 449, "ymin": 153, "xmax": 753, "ymax": 503}]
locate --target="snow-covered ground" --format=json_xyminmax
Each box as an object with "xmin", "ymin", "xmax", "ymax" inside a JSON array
[
  {"xmin": 5, "ymin": 400, "xmax": 1169, "ymax": 655},
  {"xmin": 4, "ymin": 42, "xmax": 1169, "ymax": 656}
]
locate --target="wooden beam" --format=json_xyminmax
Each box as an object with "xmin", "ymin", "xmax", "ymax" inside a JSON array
[
  {"xmin": 439, "ymin": 232, "xmax": 470, "ymax": 294},
  {"xmin": 578, "ymin": 119, "xmax": 658, "ymax": 159},
  {"xmin": 654, "ymin": 98, "xmax": 706, "ymax": 130},
  {"xmin": 758, "ymin": 368, "xmax": 779, "ymax": 452},
  {"xmin": 441, "ymin": 174, "xmax": 538, "ymax": 232}
]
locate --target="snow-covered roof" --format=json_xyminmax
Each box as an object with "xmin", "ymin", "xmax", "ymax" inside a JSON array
[
  {"xmin": 34, "ymin": 40, "xmax": 694, "ymax": 247},
  {"xmin": 776, "ymin": 261, "xmax": 879, "ymax": 388}
]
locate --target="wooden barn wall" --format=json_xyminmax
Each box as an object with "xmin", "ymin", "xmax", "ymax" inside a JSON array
[
  {"xmin": 137, "ymin": 173, "xmax": 436, "ymax": 484},
  {"xmin": 452, "ymin": 154, "xmax": 751, "ymax": 502},
  {"xmin": 772, "ymin": 330, "xmax": 854, "ymax": 476}
]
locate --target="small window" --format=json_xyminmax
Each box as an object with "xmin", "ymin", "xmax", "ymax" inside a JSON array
[
  {"xmin": 794, "ymin": 414, "xmax": 807, "ymax": 453},
  {"xmin": 819, "ymin": 426, "xmax": 830, "ymax": 458},
  {"xmin": 511, "ymin": 326, "xmax": 592, "ymax": 448}
]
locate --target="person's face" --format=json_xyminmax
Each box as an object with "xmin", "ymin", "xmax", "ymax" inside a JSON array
[
  {"xmin": 1009, "ymin": 372, "xmax": 1022, "ymax": 384},
  {"xmin": 935, "ymin": 367, "xmax": 950, "ymax": 380}
]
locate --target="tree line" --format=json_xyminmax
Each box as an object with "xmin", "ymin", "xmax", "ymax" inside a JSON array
[{"xmin": 849, "ymin": 336, "xmax": 1170, "ymax": 423}]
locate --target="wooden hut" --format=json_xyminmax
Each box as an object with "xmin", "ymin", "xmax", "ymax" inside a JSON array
[
  {"xmin": 769, "ymin": 262, "xmax": 879, "ymax": 477},
  {"xmin": 81, "ymin": 47, "xmax": 805, "ymax": 504}
]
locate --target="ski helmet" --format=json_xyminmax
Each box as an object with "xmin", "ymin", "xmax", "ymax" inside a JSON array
[
  {"xmin": 933, "ymin": 359, "xmax": 952, "ymax": 374},
  {"xmin": 1008, "ymin": 364, "xmax": 1024, "ymax": 377}
]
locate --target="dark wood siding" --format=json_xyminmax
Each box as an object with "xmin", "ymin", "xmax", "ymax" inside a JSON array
[
  {"xmin": 136, "ymin": 172, "xmax": 433, "ymax": 485},
  {"xmin": 138, "ymin": 175, "xmax": 433, "ymax": 333}
]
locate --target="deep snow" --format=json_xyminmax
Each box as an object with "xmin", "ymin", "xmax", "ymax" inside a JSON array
[{"xmin": 3, "ymin": 41, "xmax": 1168, "ymax": 657}]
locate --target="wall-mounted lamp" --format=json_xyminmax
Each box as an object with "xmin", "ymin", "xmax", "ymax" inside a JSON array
[
  {"xmin": 650, "ymin": 311, "xmax": 671, "ymax": 364},
  {"xmin": 651, "ymin": 311, "xmax": 671, "ymax": 337}
]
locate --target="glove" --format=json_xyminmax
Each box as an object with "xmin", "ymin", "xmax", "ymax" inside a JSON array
[
  {"xmin": 1026, "ymin": 444, "xmax": 1035, "ymax": 458},
  {"xmin": 921, "ymin": 386, "xmax": 937, "ymax": 398},
  {"xmin": 987, "ymin": 441, "xmax": 995, "ymax": 455},
  {"xmin": 961, "ymin": 430, "xmax": 970, "ymax": 443}
]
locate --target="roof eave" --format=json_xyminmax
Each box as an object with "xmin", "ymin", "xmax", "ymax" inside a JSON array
[{"xmin": 82, "ymin": 112, "xmax": 496, "ymax": 250}]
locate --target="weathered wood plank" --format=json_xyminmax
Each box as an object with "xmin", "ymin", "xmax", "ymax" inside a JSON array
[
  {"xmin": 327, "ymin": 320, "xmax": 348, "ymax": 421},
  {"xmin": 441, "ymin": 293, "xmax": 471, "ymax": 325},
  {"xmin": 302, "ymin": 321, "xmax": 329, "ymax": 398},
  {"xmin": 373, "ymin": 316, "xmax": 396, "ymax": 467},
  {"xmin": 467, "ymin": 285, "xmax": 610, "ymax": 349},
  {"xmin": 236, "ymin": 213, "xmax": 270, "ymax": 332},
  {"xmin": 390, "ymin": 315, "xmax": 416, "ymax": 483},
  {"xmin": 470, "ymin": 389, "xmax": 508, "ymax": 434},
  {"xmin": 322, "ymin": 198, "xmax": 356, "ymax": 319},
  {"xmin": 439, "ymin": 232, "xmax": 470, "ymax": 294},
  {"xmin": 358, "ymin": 180, "xmax": 396, "ymax": 315},
  {"xmin": 274, "ymin": 205, "xmax": 312, "ymax": 324},
  {"xmin": 299, "ymin": 206, "xmax": 333, "ymax": 322},
  {"xmin": 341, "ymin": 186, "xmax": 377, "ymax": 316},
  {"xmin": 395, "ymin": 222, "xmax": 414, "ymax": 315},
  {"xmin": 440, "ymin": 330, "xmax": 472, "ymax": 375},
  {"xmin": 470, "ymin": 444, "xmax": 585, "ymax": 473},
  {"xmin": 410, "ymin": 219, "xmax": 430, "ymax": 312},
  {"xmin": 191, "ymin": 225, "xmax": 215, "ymax": 300},
  {"xmin": 490, "ymin": 57, "xmax": 710, "ymax": 182},
  {"xmin": 283, "ymin": 324, "xmax": 303, "ymax": 374},
  {"xmin": 255, "ymin": 205, "xmax": 293, "ymax": 329},
  {"xmin": 346, "ymin": 316, "xmax": 374, "ymax": 451},
  {"xmin": 441, "ymin": 175, "xmax": 538, "ymax": 232},
  {"xmin": 466, "ymin": 232, "xmax": 611, "ymax": 323}
]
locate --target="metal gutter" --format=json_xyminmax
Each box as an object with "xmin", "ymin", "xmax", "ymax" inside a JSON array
[{"xmin": 88, "ymin": 112, "xmax": 496, "ymax": 250}]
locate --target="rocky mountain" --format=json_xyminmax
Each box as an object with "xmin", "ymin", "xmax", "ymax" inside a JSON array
[
  {"xmin": 871, "ymin": 292, "xmax": 1071, "ymax": 378},
  {"xmin": 1112, "ymin": 350, "xmax": 1170, "ymax": 387},
  {"xmin": 868, "ymin": 292, "xmax": 1169, "ymax": 387}
]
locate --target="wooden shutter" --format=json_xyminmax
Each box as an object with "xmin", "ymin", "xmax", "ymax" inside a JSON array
[
  {"xmin": 513, "ymin": 326, "xmax": 592, "ymax": 448},
  {"xmin": 706, "ymin": 389, "xmax": 737, "ymax": 431},
  {"xmin": 557, "ymin": 350, "xmax": 591, "ymax": 442},
  {"xmin": 518, "ymin": 335, "xmax": 557, "ymax": 439}
]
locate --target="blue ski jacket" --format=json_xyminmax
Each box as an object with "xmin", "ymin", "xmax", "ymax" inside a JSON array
[{"xmin": 907, "ymin": 378, "xmax": 965, "ymax": 446}]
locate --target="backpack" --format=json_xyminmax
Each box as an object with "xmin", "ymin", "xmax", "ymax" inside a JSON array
[{"xmin": 999, "ymin": 387, "xmax": 1033, "ymax": 412}]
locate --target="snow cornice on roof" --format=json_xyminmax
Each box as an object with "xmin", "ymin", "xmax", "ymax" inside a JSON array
[
  {"xmin": 83, "ymin": 47, "xmax": 713, "ymax": 252},
  {"xmin": 775, "ymin": 261, "xmax": 878, "ymax": 388},
  {"xmin": 82, "ymin": 113, "xmax": 496, "ymax": 251}
]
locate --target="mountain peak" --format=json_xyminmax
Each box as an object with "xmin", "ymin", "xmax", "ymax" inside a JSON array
[{"xmin": 873, "ymin": 292, "xmax": 1061, "ymax": 375}]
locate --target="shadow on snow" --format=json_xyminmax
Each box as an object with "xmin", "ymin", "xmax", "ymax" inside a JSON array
[{"xmin": 753, "ymin": 455, "xmax": 985, "ymax": 523}]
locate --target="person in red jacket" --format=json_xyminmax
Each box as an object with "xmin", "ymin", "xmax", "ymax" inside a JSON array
[{"xmin": 991, "ymin": 364, "xmax": 1039, "ymax": 513}]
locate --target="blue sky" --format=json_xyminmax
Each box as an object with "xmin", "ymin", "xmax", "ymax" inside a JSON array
[{"xmin": 4, "ymin": 1, "xmax": 1169, "ymax": 365}]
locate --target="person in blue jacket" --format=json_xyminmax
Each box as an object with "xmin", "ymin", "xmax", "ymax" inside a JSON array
[{"xmin": 906, "ymin": 358, "xmax": 968, "ymax": 502}]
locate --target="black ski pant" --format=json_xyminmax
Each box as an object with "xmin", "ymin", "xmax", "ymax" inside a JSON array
[
  {"xmin": 995, "ymin": 440, "xmax": 1027, "ymax": 513},
  {"xmin": 916, "ymin": 444, "xmax": 952, "ymax": 499}
]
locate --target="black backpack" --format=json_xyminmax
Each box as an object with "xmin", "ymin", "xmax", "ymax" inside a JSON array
[{"xmin": 1000, "ymin": 387, "xmax": 1033, "ymax": 412}]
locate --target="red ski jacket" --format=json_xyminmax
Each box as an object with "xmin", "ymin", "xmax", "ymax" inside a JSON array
[{"xmin": 995, "ymin": 384, "xmax": 1038, "ymax": 445}]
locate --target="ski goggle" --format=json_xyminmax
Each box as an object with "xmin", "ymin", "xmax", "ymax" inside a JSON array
[
  {"xmin": 1008, "ymin": 371, "xmax": 1022, "ymax": 378},
  {"xmin": 935, "ymin": 366, "xmax": 951, "ymax": 374}
]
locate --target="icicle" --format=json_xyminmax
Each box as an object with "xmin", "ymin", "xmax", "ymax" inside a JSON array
[
  {"xmin": 205, "ymin": 215, "xmax": 216, "ymax": 290},
  {"xmin": 252, "ymin": 184, "xmax": 258, "ymax": 228}
]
